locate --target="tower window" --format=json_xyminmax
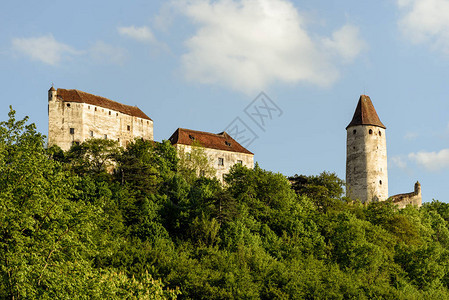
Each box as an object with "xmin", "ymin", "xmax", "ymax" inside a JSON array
[
  {"xmin": 369, "ymin": 129, "xmax": 373, "ymax": 134},
  {"xmin": 66, "ymin": 103, "xmax": 71, "ymax": 107},
  {"xmin": 127, "ymin": 125, "xmax": 131, "ymax": 131},
  {"xmin": 218, "ymin": 158, "xmax": 224, "ymax": 166},
  {"xmin": 379, "ymin": 180, "xmax": 382, "ymax": 185},
  {"xmin": 69, "ymin": 128, "xmax": 75, "ymax": 135},
  {"xmin": 189, "ymin": 134, "xmax": 195, "ymax": 140},
  {"xmin": 353, "ymin": 129, "xmax": 356, "ymax": 134},
  {"xmin": 109, "ymin": 111, "xmax": 111, "ymax": 115},
  {"xmin": 379, "ymin": 131, "xmax": 382, "ymax": 136},
  {"xmin": 95, "ymin": 107, "xmax": 97, "ymax": 111},
  {"xmin": 90, "ymin": 131, "xmax": 93, "ymax": 137}
]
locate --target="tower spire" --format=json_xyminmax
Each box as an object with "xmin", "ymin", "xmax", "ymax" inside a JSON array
[{"xmin": 346, "ymin": 95, "xmax": 386, "ymax": 129}]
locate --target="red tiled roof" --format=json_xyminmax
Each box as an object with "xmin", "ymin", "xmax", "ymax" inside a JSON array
[
  {"xmin": 169, "ymin": 128, "xmax": 253, "ymax": 155},
  {"xmin": 56, "ymin": 88, "xmax": 152, "ymax": 121},
  {"xmin": 346, "ymin": 95, "xmax": 386, "ymax": 129}
]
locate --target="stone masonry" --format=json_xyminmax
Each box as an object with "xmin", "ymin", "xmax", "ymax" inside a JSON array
[{"xmin": 48, "ymin": 87, "xmax": 153, "ymax": 151}]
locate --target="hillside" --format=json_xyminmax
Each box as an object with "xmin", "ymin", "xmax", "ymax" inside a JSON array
[{"xmin": 1, "ymin": 108, "xmax": 449, "ymax": 299}]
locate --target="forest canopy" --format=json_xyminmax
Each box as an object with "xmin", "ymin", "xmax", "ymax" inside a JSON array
[{"xmin": 1, "ymin": 108, "xmax": 448, "ymax": 299}]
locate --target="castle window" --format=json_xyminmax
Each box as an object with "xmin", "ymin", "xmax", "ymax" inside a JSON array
[
  {"xmin": 104, "ymin": 134, "xmax": 107, "ymax": 139},
  {"xmin": 147, "ymin": 121, "xmax": 149, "ymax": 124},
  {"xmin": 225, "ymin": 141, "xmax": 231, "ymax": 146},
  {"xmin": 379, "ymin": 180, "xmax": 382, "ymax": 185},
  {"xmin": 369, "ymin": 129, "xmax": 373, "ymax": 134},
  {"xmin": 127, "ymin": 125, "xmax": 130, "ymax": 131},
  {"xmin": 117, "ymin": 138, "xmax": 120, "ymax": 142},
  {"xmin": 69, "ymin": 128, "xmax": 75, "ymax": 135},
  {"xmin": 95, "ymin": 107, "xmax": 97, "ymax": 111},
  {"xmin": 237, "ymin": 160, "xmax": 243, "ymax": 164},
  {"xmin": 379, "ymin": 131, "xmax": 382, "ymax": 136},
  {"xmin": 218, "ymin": 158, "xmax": 224, "ymax": 166},
  {"xmin": 116, "ymin": 113, "xmax": 118, "ymax": 116},
  {"xmin": 90, "ymin": 131, "xmax": 93, "ymax": 137},
  {"xmin": 109, "ymin": 111, "xmax": 111, "ymax": 115},
  {"xmin": 67, "ymin": 103, "xmax": 71, "ymax": 107},
  {"xmin": 189, "ymin": 135, "xmax": 195, "ymax": 140},
  {"xmin": 353, "ymin": 129, "xmax": 356, "ymax": 134}
]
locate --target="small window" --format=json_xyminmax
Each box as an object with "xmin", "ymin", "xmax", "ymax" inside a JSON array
[
  {"xmin": 379, "ymin": 180, "xmax": 382, "ymax": 185},
  {"xmin": 109, "ymin": 111, "xmax": 111, "ymax": 115},
  {"xmin": 69, "ymin": 128, "xmax": 75, "ymax": 135},
  {"xmin": 88, "ymin": 106, "xmax": 90, "ymax": 109},
  {"xmin": 369, "ymin": 129, "xmax": 373, "ymax": 134},
  {"xmin": 189, "ymin": 134, "xmax": 195, "ymax": 140},
  {"xmin": 225, "ymin": 141, "xmax": 231, "ymax": 146},
  {"xmin": 147, "ymin": 121, "xmax": 149, "ymax": 124},
  {"xmin": 117, "ymin": 138, "xmax": 120, "ymax": 142},
  {"xmin": 104, "ymin": 134, "xmax": 107, "ymax": 139},
  {"xmin": 116, "ymin": 113, "xmax": 118, "ymax": 116},
  {"xmin": 353, "ymin": 129, "xmax": 356, "ymax": 134},
  {"xmin": 95, "ymin": 107, "xmax": 97, "ymax": 111},
  {"xmin": 237, "ymin": 160, "xmax": 243, "ymax": 164},
  {"xmin": 90, "ymin": 131, "xmax": 93, "ymax": 137},
  {"xmin": 67, "ymin": 103, "xmax": 71, "ymax": 107},
  {"xmin": 127, "ymin": 125, "xmax": 130, "ymax": 131},
  {"xmin": 379, "ymin": 131, "xmax": 382, "ymax": 136},
  {"xmin": 218, "ymin": 158, "xmax": 224, "ymax": 166}
]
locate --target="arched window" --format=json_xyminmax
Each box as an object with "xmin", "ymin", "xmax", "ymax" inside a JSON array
[{"xmin": 369, "ymin": 129, "xmax": 373, "ymax": 134}]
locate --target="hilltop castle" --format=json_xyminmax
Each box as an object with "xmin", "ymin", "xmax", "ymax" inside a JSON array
[
  {"xmin": 47, "ymin": 87, "xmax": 422, "ymax": 207},
  {"xmin": 346, "ymin": 95, "xmax": 422, "ymax": 208},
  {"xmin": 47, "ymin": 87, "xmax": 254, "ymax": 181}
]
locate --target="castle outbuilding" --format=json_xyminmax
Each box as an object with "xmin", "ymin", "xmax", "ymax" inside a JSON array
[
  {"xmin": 48, "ymin": 87, "xmax": 153, "ymax": 151},
  {"xmin": 346, "ymin": 95, "xmax": 422, "ymax": 207},
  {"xmin": 169, "ymin": 128, "xmax": 254, "ymax": 182}
]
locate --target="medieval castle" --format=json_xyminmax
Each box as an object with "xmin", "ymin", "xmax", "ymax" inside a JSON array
[{"xmin": 48, "ymin": 87, "xmax": 421, "ymax": 207}]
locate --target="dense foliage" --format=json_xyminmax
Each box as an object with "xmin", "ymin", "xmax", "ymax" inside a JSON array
[{"xmin": 1, "ymin": 108, "xmax": 449, "ymax": 299}]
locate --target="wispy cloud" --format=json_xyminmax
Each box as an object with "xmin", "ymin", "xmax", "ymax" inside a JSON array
[
  {"xmin": 11, "ymin": 34, "xmax": 81, "ymax": 65},
  {"xmin": 404, "ymin": 131, "xmax": 419, "ymax": 140},
  {"xmin": 11, "ymin": 34, "xmax": 126, "ymax": 66},
  {"xmin": 409, "ymin": 148, "xmax": 449, "ymax": 171},
  {"xmin": 174, "ymin": 0, "xmax": 366, "ymax": 94},
  {"xmin": 89, "ymin": 41, "xmax": 127, "ymax": 65},
  {"xmin": 391, "ymin": 155, "xmax": 408, "ymax": 169},
  {"xmin": 398, "ymin": 0, "xmax": 449, "ymax": 54},
  {"xmin": 118, "ymin": 26, "xmax": 156, "ymax": 43}
]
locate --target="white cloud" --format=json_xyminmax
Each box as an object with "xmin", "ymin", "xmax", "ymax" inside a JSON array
[
  {"xmin": 118, "ymin": 26, "xmax": 156, "ymax": 43},
  {"xmin": 409, "ymin": 148, "xmax": 449, "ymax": 171},
  {"xmin": 391, "ymin": 156, "xmax": 408, "ymax": 169},
  {"xmin": 11, "ymin": 34, "xmax": 81, "ymax": 65},
  {"xmin": 90, "ymin": 41, "xmax": 127, "ymax": 65},
  {"xmin": 174, "ymin": 0, "xmax": 366, "ymax": 94},
  {"xmin": 322, "ymin": 25, "xmax": 367, "ymax": 63},
  {"xmin": 398, "ymin": 0, "xmax": 449, "ymax": 54}
]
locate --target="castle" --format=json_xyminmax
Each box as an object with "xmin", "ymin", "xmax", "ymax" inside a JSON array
[
  {"xmin": 47, "ymin": 87, "xmax": 422, "ymax": 207},
  {"xmin": 346, "ymin": 95, "xmax": 422, "ymax": 207},
  {"xmin": 47, "ymin": 87, "xmax": 254, "ymax": 181}
]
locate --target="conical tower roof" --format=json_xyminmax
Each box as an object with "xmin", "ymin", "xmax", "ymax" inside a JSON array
[{"xmin": 346, "ymin": 95, "xmax": 386, "ymax": 129}]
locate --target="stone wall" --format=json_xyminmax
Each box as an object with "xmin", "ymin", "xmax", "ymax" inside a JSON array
[
  {"xmin": 391, "ymin": 182, "xmax": 422, "ymax": 209},
  {"xmin": 346, "ymin": 125, "xmax": 388, "ymax": 203},
  {"xmin": 48, "ymin": 90, "xmax": 153, "ymax": 151},
  {"xmin": 175, "ymin": 144, "xmax": 254, "ymax": 182}
]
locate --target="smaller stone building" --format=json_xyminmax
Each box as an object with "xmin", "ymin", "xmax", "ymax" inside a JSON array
[
  {"xmin": 168, "ymin": 128, "xmax": 254, "ymax": 182},
  {"xmin": 390, "ymin": 182, "xmax": 422, "ymax": 209},
  {"xmin": 48, "ymin": 87, "xmax": 153, "ymax": 151}
]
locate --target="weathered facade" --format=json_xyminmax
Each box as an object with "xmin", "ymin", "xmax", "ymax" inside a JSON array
[
  {"xmin": 346, "ymin": 95, "xmax": 422, "ymax": 208},
  {"xmin": 48, "ymin": 87, "xmax": 153, "ymax": 151},
  {"xmin": 346, "ymin": 95, "xmax": 388, "ymax": 203},
  {"xmin": 391, "ymin": 182, "xmax": 422, "ymax": 209},
  {"xmin": 169, "ymin": 128, "xmax": 254, "ymax": 182}
]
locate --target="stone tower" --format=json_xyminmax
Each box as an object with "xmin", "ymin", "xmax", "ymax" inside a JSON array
[{"xmin": 346, "ymin": 95, "xmax": 388, "ymax": 203}]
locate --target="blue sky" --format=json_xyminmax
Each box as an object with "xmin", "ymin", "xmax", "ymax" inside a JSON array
[{"xmin": 1, "ymin": 0, "xmax": 448, "ymax": 202}]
